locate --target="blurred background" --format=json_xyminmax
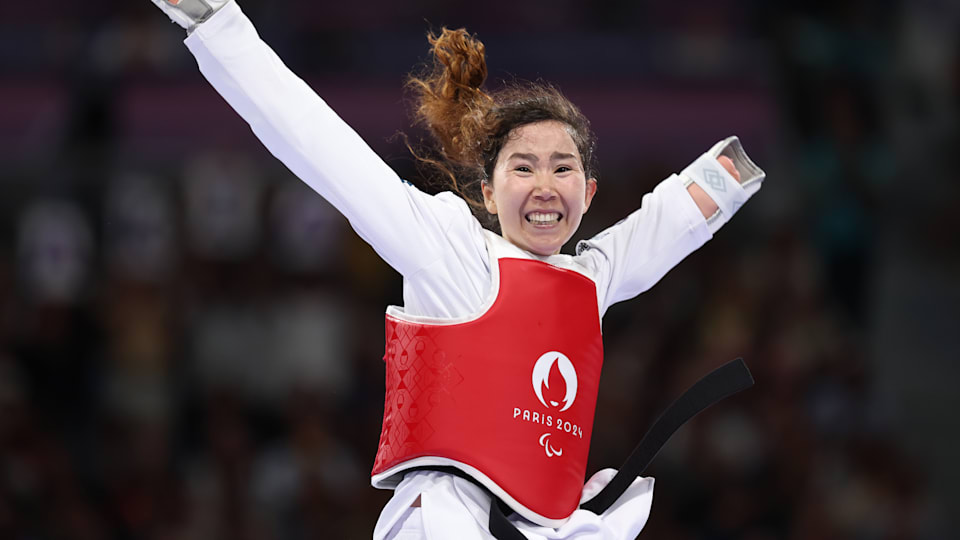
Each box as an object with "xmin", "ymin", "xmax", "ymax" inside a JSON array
[{"xmin": 1, "ymin": 0, "xmax": 958, "ymax": 538}]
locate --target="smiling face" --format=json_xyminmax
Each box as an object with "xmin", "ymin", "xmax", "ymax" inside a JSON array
[{"xmin": 481, "ymin": 120, "xmax": 598, "ymax": 256}]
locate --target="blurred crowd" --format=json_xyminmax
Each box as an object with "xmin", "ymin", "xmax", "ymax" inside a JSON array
[{"xmin": 1, "ymin": 0, "xmax": 957, "ymax": 539}]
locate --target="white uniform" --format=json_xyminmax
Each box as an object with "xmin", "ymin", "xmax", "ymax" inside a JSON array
[{"xmin": 181, "ymin": 3, "xmax": 747, "ymax": 538}]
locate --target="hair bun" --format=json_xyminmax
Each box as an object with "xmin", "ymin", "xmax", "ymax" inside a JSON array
[
  {"xmin": 430, "ymin": 28, "xmax": 488, "ymax": 93},
  {"xmin": 408, "ymin": 28, "xmax": 494, "ymax": 168}
]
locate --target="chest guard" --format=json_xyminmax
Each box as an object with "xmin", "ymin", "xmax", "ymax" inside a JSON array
[{"xmin": 371, "ymin": 257, "xmax": 604, "ymax": 527}]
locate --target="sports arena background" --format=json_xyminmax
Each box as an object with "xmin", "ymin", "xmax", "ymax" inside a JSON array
[{"xmin": 1, "ymin": 1, "xmax": 957, "ymax": 538}]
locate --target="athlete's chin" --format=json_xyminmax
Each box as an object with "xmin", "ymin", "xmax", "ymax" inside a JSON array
[
  {"xmin": 527, "ymin": 245, "xmax": 561, "ymax": 256},
  {"xmin": 522, "ymin": 233, "xmax": 570, "ymax": 256}
]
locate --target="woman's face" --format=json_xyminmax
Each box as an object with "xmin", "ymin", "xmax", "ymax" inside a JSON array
[{"xmin": 482, "ymin": 120, "xmax": 598, "ymax": 256}]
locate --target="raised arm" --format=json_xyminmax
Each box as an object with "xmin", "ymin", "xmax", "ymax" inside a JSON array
[
  {"xmin": 577, "ymin": 137, "xmax": 766, "ymax": 315},
  {"xmin": 150, "ymin": 0, "xmax": 472, "ymax": 277}
]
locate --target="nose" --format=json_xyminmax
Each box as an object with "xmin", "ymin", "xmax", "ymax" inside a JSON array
[
  {"xmin": 532, "ymin": 173, "xmax": 558, "ymax": 201},
  {"xmin": 532, "ymin": 189, "xmax": 557, "ymax": 202}
]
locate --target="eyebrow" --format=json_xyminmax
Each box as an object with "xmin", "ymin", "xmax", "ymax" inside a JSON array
[{"xmin": 506, "ymin": 152, "xmax": 580, "ymax": 163}]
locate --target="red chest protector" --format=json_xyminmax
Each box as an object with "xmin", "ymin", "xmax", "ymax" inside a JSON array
[{"xmin": 371, "ymin": 256, "xmax": 604, "ymax": 527}]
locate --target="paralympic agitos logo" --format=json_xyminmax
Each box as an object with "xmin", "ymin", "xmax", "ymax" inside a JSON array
[{"xmin": 512, "ymin": 351, "xmax": 585, "ymax": 458}]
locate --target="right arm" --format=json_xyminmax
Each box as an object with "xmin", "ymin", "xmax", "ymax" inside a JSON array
[{"xmin": 156, "ymin": 1, "xmax": 472, "ymax": 277}]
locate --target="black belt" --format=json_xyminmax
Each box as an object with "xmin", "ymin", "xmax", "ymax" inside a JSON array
[{"xmin": 488, "ymin": 358, "xmax": 754, "ymax": 540}]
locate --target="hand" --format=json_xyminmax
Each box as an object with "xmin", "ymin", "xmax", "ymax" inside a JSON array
[
  {"xmin": 717, "ymin": 155, "xmax": 741, "ymax": 184},
  {"xmin": 150, "ymin": 0, "xmax": 230, "ymax": 30},
  {"xmin": 686, "ymin": 155, "xmax": 743, "ymax": 218}
]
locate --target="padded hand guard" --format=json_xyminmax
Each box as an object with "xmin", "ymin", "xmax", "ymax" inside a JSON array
[
  {"xmin": 150, "ymin": 0, "xmax": 230, "ymax": 30},
  {"xmin": 679, "ymin": 136, "xmax": 765, "ymax": 233}
]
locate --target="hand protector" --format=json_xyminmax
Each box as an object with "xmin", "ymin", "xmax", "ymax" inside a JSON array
[
  {"xmin": 150, "ymin": 0, "xmax": 231, "ymax": 30},
  {"xmin": 679, "ymin": 136, "xmax": 765, "ymax": 233}
]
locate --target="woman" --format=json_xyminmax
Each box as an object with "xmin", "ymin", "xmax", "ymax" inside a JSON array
[{"xmin": 149, "ymin": 1, "xmax": 765, "ymax": 538}]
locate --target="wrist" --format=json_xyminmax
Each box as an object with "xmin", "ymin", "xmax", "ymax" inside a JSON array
[{"xmin": 685, "ymin": 182, "xmax": 720, "ymax": 220}]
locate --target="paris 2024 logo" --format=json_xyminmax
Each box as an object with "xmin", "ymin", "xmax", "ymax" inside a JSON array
[{"xmin": 512, "ymin": 351, "xmax": 585, "ymax": 457}]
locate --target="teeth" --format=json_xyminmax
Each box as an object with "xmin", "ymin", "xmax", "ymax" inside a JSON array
[{"xmin": 526, "ymin": 212, "xmax": 561, "ymax": 224}]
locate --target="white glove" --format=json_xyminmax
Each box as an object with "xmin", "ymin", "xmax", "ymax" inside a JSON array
[{"xmin": 150, "ymin": 0, "xmax": 231, "ymax": 30}]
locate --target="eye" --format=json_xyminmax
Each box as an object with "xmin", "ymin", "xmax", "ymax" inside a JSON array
[
  {"xmin": 514, "ymin": 165, "xmax": 532, "ymax": 173},
  {"xmin": 555, "ymin": 166, "xmax": 572, "ymax": 173}
]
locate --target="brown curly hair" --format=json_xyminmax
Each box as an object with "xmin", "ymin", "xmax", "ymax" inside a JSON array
[{"xmin": 407, "ymin": 27, "xmax": 597, "ymax": 227}]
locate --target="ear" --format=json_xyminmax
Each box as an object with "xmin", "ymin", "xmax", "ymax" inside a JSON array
[
  {"xmin": 481, "ymin": 181, "xmax": 498, "ymax": 214},
  {"xmin": 582, "ymin": 178, "xmax": 598, "ymax": 213}
]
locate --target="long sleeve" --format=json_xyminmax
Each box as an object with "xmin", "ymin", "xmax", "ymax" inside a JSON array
[
  {"xmin": 182, "ymin": 2, "xmax": 477, "ymax": 279},
  {"xmin": 576, "ymin": 174, "xmax": 713, "ymax": 316}
]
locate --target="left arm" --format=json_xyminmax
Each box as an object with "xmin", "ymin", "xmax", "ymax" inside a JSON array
[{"xmin": 577, "ymin": 136, "xmax": 765, "ymax": 316}]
